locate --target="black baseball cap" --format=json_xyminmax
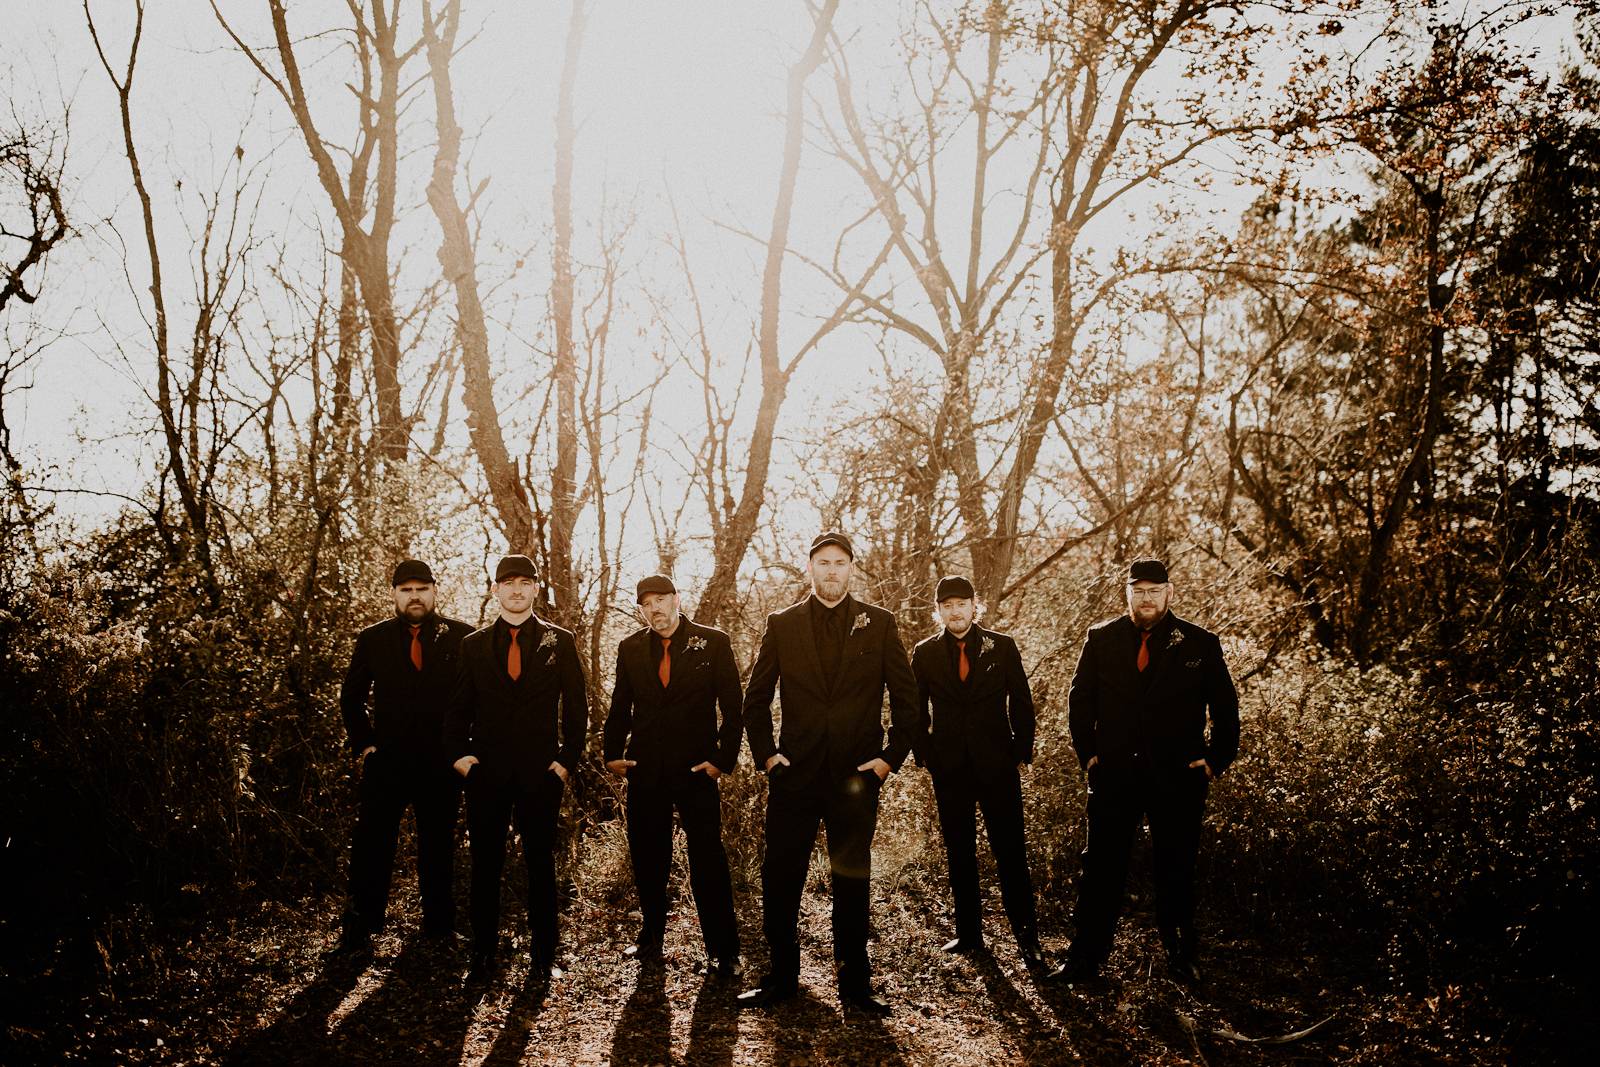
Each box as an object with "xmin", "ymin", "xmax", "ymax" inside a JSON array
[
  {"xmin": 934, "ymin": 575, "xmax": 975, "ymax": 601},
  {"xmin": 809, "ymin": 531, "xmax": 854, "ymax": 559},
  {"xmin": 391, "ymin": 560, "xmax": 435, "ymax": 586},
  {"xmin": 1127, "ymin": 557, "xmax": 1170, "ymax": 584},
  {"xmin": 494, "ymin": 554, "xmax": 538, "ymax": 582},
  {"xmin": 635, "ymin": 574, "xmax": 677, "ymax": 602}
]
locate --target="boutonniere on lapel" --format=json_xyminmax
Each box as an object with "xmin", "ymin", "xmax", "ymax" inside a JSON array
[
  {"xmin": 851, "ymin": 613, "xmax": 871, "ymax": 634},
  {"xmin": 981, "ymin": 636, "xmax": 995, "ymax": 656},
  {"xmin": 1167, "ymin": 628, "xmax": 1186, "ymax": 650},
  {"xmin": 686, "ymin": 635, "xmax": 708, "ymax": 653},
  {"xmin": 537, "ymin": 629, "xmax": 558, "ymax": 661},
  {"xmin": 434, "ymin": 622, "xmax": 451, "ymax": 641}
]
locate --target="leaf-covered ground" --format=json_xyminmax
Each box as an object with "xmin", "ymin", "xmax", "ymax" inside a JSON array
[{"xmin": 6, "ymin": 859, "xmax": 1585, "ymax": 1066}]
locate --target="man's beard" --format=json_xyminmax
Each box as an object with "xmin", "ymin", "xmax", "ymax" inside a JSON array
[
  {"xmin": 1131, "ymin": 606, "xmax": 1165, "ymax": 628},
  {"xmin": 397, "ymin": 603, "xmax": 430, "ymax": 621}
]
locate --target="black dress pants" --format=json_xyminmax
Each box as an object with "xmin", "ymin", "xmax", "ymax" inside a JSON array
[
  {"xmin": 932, "ymin": 765, "xmax": 1037, "ymax": 946},
  {"xmin": 465, "ymin": 769, "xmax": 564, "ymax": 963},
  {"xmin": 345, "ymin": 750, "xmax": 461, "ymax": 935},
  {"xmin": 625, "ymin": 770, "xmax": 739, "ymax": 959},
  {"xmin": 1072, "ymin": 763, "xmax": 1207, "ymax": 966},
  {"xmin": 761, "ymin": 769, "xmax": 881, "ymax": 988}
]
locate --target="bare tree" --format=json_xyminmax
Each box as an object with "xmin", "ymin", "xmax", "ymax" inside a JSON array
[
  {"xmin": 811, "ymin": 1, "xmax": 1351, "ymax": 604},
  {"xmin": 0, "ymin": 120, "xmax": 70, "ymax": 482},
  {"xmin": 421, "ymin": 0, "xmax": 536, "ymax": 556},
  {"xmin": 211, "ymin": 0, "xmax": 422, "ymax": 460},
  {"xmin": 1217, "ymin": 19, "xmax": 1544, "ymax": 663},
  {"xmin": 548, "ymin": 0, "xmax": 587, "ymax": 624},
  {"xmin": 87, "ymin": 0, "xmax": 221, "ymax": 595},
  {"xmin": 693, "ymin": 0, "xmax": 850, "ymax": 629}
]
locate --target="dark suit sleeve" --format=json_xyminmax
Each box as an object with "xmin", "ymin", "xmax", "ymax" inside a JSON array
[
  {"xmin": 910, "ymin": 646, "xmax": 932, "ymax": 767},
  {"xmin": 1066, "ymin": 632, "xmax": 1097, "ymax": 769},
  {"xmin": 557, "ymin": 632, "xmax": 589, "ymax": 771},
  {"xmin": 713, "ymin": 632, "xmax": 744, "ymax": 773},
  {"xmin": 443, "ymin": 642, "xmax": 475, "ymax": 765},
  {"xmin": 1204, "ymin": 633, "xmax": 1240, "ymax": 777},
  {"xmin": 1005, "ymin": 637, "xmax": 1036, "ymax": 765},
  {"xmin": 743, "ymin": 614, "xmax": 781, "ymax": 767},
  {"xmin": 880, "ymin": 615, "xmax": 919, "ymax": 771},
  {"xmin": 340, "ymin": 630, "xmax": 376, "ymax": 752},
  {"xmin": 603, "ymin": 641, "xmax": 633, "ymax": 764}
]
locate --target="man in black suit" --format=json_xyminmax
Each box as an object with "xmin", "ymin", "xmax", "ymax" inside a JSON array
[
  {"xmin": 604, "ymin": 575, "xmax": 744, "ymax": 977},
  {"xmin": 337, "ymin": 560, "xmax": 475, "ymax": 953},
  {"xmin": 1054, "ymin": 557, "xmax": 1240, "ymax": 985},
  {"xmin": 737, "ymin": 531, "xmax": 919, "ymax": 1015},
  {"xmin": 444, "ymin": 554, "xmax": 589, "ymax": 981},
  {"xmin": 910, "ymin": 575, "xmax": 1043, "ymax": 969}
]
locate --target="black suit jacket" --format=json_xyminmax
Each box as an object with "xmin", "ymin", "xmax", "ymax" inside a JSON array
[
  {"xmin": 341, "ymin": 614, "xmax": 474, "ymax": 764},
  {"xmin": 444, "ymin": 614, "xmax": 589, "ymax": 790},
  {"xmin": 1067, "ymin": 612, "xmax": 1239, "ymax": 777},
  {"xmin": 910, "ymin": 624, "xmax": 1034, "ymax": 783},
  {"xmin": 743, "ymin": 594, "xmax": 919, "ymax": 795},
  {"xmin": 603, "ymin": 616, "xmax": 743, "ymax": 787}
]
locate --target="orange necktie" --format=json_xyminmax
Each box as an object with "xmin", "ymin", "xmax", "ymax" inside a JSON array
[
  {"xmin": 659, "ymin": 638, "xmax": 671, "ymax": 687},
  {"xmin": 409, "ymin": 625, "xmax": 423, "ymax": 671},
  {"xmin": 957, "ymin": 639, "xmax": 970, "ymax": 682},
  {"xmin": 1137, "ymin": 630, "xmax": 1151, "ymax": 672},
  {"xmin": 507, "ymin": 626, "xmax": 522, "ymax": 681}
]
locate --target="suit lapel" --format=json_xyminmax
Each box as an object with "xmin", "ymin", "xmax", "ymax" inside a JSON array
[
  {"xmin": 416, "ymin": 620, "xmax": 437, "ymax": 678},
  {"xmin": 791, "ymin": 599, "xmax": 827, "ymax": 693},
  {"xmin": 838, "ymin": 596, "xmax": 870, "ymax": 692},
  {"xmin": 1142, "ymin": 614, "xmax": 1184, "ymax": 692},
  {"xmin": 665, "ymin": 620, "xmax": 702, "ymax": 694},
  {"xmin": 389, "ymin": 619, "xmax": 412, "ymax": 675},
  {"xmin": 929, "ymin": 630, "xmax": 957, "ymax": 692}
]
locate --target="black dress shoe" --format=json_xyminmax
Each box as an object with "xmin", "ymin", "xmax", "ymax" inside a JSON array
[
  {"xmin": 736, "ymin": 979, "xmax": 798, "ymax": 1008},
  {"xmin": 422, "ymin": 929, "xmax": 462, "ymax": 951},
  {"xmin": 708, "ymin": 957, "xmax": 744, "ymax": 982},
  {"xmin": 530, "ymin": 955, "xmax": 564, "ymax": 981},
  {"xmin": 1046, "ymin": 957, "xmax": 1100, "ymax": 984},
  {"xmin": 941, "ymin": 936, "xmax": 985, "ymax": 954},
  {"xmin": 467, "ymin": 950, "xmax": 498, "ymax": 981},
  {"xmin": 839, "ymin": 986, "xmax": 892, "ymax": 1015},
  {"xmin": 1017, "ymin": 942, "xmax": 1047, "ymax": 971},
  {"xmin": 330, "ymin": 929, "xmax": 372, "ymax": 957},
  {"xmin": 1167, "ymin": 957, "xmax": 1201, "ymax": 985},
  {"xmin": 623, "ymin": 938, "xmax": 663, "ymax": 961}
]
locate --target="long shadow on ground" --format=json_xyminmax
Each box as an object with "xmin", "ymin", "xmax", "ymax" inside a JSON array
[
  {"xmin": 607, "ymin": 962, "xmax": 671, "ymax": 1066},
  {"xmin": 326, "ymin": 937, "xmax": 474, "ymax": 1064},
  {"xmin": 479, "ymin": 967, "xmax": 552, "ymax": 1067},
  {"xmin": 684, "ymin": 973, "xmax": 738, "ymax": 1067},
  {"xmin": 221, "ymin": 949, "xmax": 369, "ymax": 1066}
]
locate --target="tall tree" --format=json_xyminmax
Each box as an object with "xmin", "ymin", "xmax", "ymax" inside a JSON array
[
  {"xmin": 212, "ymin": 0, "xmax": 421, "ymax": 460},
  {"xmin": 693, "ymin": 0, "xmax": 848, "ymax": 629},
  {"xmin": 547, "ymin": 0, "xmax": 587, "ymax": 625},
  {"xmin": 0, "ymin": 120, "xmax": 69, "ymax": 486},
  {"xmin": 1220, "ymin": 18, "xmax": 1549, "ymax": 663},
  {"xmin": 421, "ymin": 0, "xmax": 536, "ymax": 555}
]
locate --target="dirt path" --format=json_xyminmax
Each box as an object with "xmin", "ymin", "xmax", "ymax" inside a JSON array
[{"xmin": 17, "ymin": 875, "xmax": 1454, "ymax": 1067}]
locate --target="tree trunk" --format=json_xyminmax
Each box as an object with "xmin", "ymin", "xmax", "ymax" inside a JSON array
[
  {"xmin": 548, "ymin": 0, "xmax": 587, "ymax": 625},
  {"xmin": 697, "ymin": 0, "xmax": 839, "ymax": 629},
  {"xmin": 422, "ymin": 0, "xmax": 535, "ymax": 550}
]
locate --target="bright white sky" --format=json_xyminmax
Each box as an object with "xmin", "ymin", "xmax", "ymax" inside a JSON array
[{"xmin": 2, "ymin": 0, "xmax": 1581, "ymax": 604}]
